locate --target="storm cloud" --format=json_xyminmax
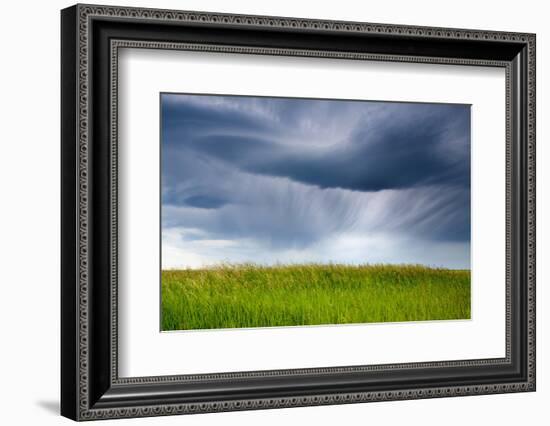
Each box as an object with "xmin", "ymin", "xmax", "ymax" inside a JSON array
[{"xmin": 161, "ymin": 93, "xmax": 471, "ymax": 269}]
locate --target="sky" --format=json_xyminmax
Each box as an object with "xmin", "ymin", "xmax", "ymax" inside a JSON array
[{"xmin": 161, "ymin": 93, "xmax": 471, "ymax": 269}]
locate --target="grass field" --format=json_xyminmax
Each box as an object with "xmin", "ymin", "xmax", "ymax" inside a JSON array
[{"xmin": 161, "ymin": 264, "xmax": 470, "ymax": 331}]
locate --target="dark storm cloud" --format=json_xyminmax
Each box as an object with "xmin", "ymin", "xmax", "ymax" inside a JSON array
[
  {"xmin": 163, "ymin": 95, "xmax": 470, "ymax": 192},
  {"xmin": 160, "ymin": 93, "xmax": 471, "ymax": 268},
  {"xmin": 181, "ymin": 195, "xmax": 228, "ymax": 209}
]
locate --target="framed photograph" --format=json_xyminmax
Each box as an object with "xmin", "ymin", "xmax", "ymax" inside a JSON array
[{"xmin": 61, "ymin": 4, "xmax": 536, "ymax": 421}]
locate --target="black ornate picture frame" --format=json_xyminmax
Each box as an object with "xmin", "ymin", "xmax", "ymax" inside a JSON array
[{"xmin": 61, "ymin": 4, "xmax": 536, "ymax": 421}]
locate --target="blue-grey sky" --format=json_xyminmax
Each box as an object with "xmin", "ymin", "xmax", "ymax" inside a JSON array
[{"xmin": 161, "ymin": 93, "xmax": 471, "ymax": 269}]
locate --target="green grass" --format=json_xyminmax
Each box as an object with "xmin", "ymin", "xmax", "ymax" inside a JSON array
[{"xmin": 161, "ymin": 264, "xmax": 470, "ymax": 331}]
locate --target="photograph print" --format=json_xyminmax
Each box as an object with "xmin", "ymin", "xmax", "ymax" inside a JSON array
[{"xmin": 160, "ymin": 93, "xmax": 471, "ymax": 331}]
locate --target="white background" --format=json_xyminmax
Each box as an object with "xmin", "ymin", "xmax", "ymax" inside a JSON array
[
  {"xmin": 0, "ymin": 0, "xmax": 547, "ymax": 425},
  {"xmin": 119, "ymin": 49, "xmax": 506, "ymax": 376}
]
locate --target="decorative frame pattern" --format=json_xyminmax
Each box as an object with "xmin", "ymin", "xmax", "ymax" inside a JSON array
[{"xmin": 61, "ymin": 4, "xmax": 536, "ymax": 421}]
